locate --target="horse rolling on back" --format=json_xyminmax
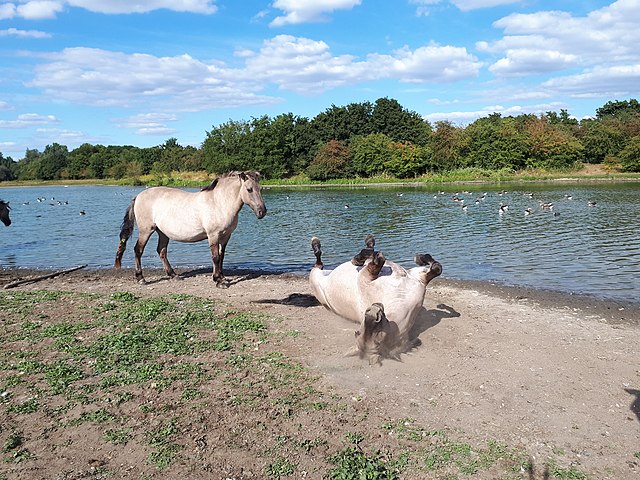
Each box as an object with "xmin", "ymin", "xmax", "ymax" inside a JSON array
[
  {"xmin": 0, "ymin": 200, "xmax": 11, "ymax": 227},
  {"xmin": 114, "ymin": 171, "xmax": 267, "ymax": 287}
]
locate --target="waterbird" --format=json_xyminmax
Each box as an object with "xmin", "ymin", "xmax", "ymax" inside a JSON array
[
  {"xmin": 524, "ymin": 207, "xmax": 533, "ymax": 215},
  {"xmin": 588, "ymin": 201, "xmax": 597, "ymax": 207}
]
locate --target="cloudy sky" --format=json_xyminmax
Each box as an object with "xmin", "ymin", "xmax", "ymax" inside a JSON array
[{"xmin": 1, "ymin": 0, "xmax": 639, "ymax": 159}]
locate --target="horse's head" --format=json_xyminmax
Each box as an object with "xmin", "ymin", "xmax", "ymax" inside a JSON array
[
  {"xmin": 239, "ymin": 171, "xmax": 267, "ymax": 219},
  {"xmin": 0, "ymin": 200, "xmax": 11, "ymax": 227},
  {"xmin": 352, "ymin": 303, "xmax": 400, "ymax": 365}
]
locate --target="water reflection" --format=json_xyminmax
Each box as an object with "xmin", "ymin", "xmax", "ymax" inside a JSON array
[{"xmin": 0, "ymin": 182, "xmax": 638, "ymax": 303}]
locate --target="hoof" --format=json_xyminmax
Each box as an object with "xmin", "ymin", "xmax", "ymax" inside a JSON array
[
  {"xmin": 364, "ymin": 234, "xmax": 375, "ymax": 248},
  {"xmin": 414, "ymin": 253, "xmax": 435, "ymax": 266},
  {"xmin": 137, "ymin": 278, "xmax": 147, "ymax": 285},
  {"xmin": 311, "ymin": 237, "xmax": 321, "ymax": 254},
  {"xmin": 430, "ymin": 261, "xmax": 443, "ymax": 277},
  {"xmin": 216, "ymin": 281, "xmax": 229, "ymax": 289}
]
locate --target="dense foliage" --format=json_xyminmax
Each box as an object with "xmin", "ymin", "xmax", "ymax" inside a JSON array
[{"xmin": 2, "ymin": 98, "xmax": 640, "ymax": 182}]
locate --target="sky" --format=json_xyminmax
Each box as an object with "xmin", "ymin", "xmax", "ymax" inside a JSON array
[{"xmin": 1, "ymin": 0, "xmax": 639, "ymax": 160}]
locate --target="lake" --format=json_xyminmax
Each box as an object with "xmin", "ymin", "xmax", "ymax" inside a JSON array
[{"xmin": 1, "ymin": 181, "xmax": 639, "ymax": 304}]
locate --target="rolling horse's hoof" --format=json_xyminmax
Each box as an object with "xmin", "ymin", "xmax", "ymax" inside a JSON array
[{"xmin": 352, "ymin": 234, "xmax": 376, "ymax": 266}]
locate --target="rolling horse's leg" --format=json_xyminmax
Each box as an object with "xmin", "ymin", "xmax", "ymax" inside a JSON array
[
  {"xmin": 133, "ymin": 228, "xmax": 154, "ymax": 284},
  {"xmin": 414, "ymin": 253, "xmax": 443, "ymax": 286},
  {"xmin": 351, "ymin": 234, "xmax": 376, "ymax": 266},
  {"xmin": 156, "ymin": 229, "xmax": 177, "ymax": 279},
  {"xmin": 311, "ymin": 237, "xmax": 323, "ymax": 269},
  {"xmin": 364, "ymin": 251, "xmax": 386, "ymax": 279}
]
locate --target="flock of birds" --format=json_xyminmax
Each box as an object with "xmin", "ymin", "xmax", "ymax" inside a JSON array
[
  {"xmin": 432, "ymin": 189, "xmax": 598, "ymax": 218},
  {"xmin": 22, "ymin": 196, "xmax": 86, "ymax": 215}
]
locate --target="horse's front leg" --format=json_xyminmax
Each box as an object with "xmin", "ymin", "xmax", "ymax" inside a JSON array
[
  {"xmin": 156, "ymin": 230, "xmax": 178, "ymax": 279},
  {"xmin": 209, "ymin": 241, "xmax": 228, "ymax": 288}
]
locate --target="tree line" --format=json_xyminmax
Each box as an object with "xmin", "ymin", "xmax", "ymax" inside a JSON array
[{"xmin": 1, "ymin": 97, "xmax": 639, "ymax": 183}]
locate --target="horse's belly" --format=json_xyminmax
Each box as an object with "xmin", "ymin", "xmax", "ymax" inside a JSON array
[{"xmin": 155, "ymin": 212, "xmax": 207, "ymax": 243}]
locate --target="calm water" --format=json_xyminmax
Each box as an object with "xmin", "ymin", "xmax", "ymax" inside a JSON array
[{"xmin": 1, "ymin": 182, "xmax": 639, "ymax": 304}]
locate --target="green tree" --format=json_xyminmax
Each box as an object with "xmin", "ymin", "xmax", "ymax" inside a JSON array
[
  {"xmin": 202, "ymin": 119, "xmax": 251, "ymax": 173},
  {"xmin": 596, "ymin": 99, "xmax": 640, "ymax": 119},
  {"xmin": 37, "ymin": 143, "xmax": 68, "ymax": 180},
  {"xmin": 524, "ymin": 115, "xmax": 583, "ymax": 169},
  {"xmin": 310, "ymin": 102, "xmax": 373, "ymax": 143},
  {"xmin": 618, "ymin": 135, "xmax": 640, "ymax": 172},
  {"xmin": 461, "ymin": 114, "xmax": 527, "ymax": 170},
  {"xmin": 307, "ymin": 140, "xmax": 351, "ymax": 180},
  {"xmin": 371, "ymin": 97, "xmax": 431, "ymax": 146},
  {"xmin": 577, "ymin": 119, "xmax": 626, "ymax": 164},
  {"xmin": 385, "ymin": 142, "xmax": 430, "ymax": 178},
  {"xmin": 350, "ymin": 133, "xmax": 394, "ymax": 176},
  {"xmin": 429, "ymin": 121, "xmax": 462, "ymax": 171},
  {"xmin": 0, "ymin": 152, "xmax": 16, "ymax": 181}
]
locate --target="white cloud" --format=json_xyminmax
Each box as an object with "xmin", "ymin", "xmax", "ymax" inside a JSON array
[
  {"xmin": 66, "ymin": 0, "xmax": 217, "ymax": 14},
  {"xmin": 369, "ymin": 44, "xmax": 482, "ymax": 83},
  {"xmin": 17, "ymin": 1, "xmax": 64, "ymax": 19},
  {"xmin": 28, "ymin": 48, "xmax": 271, "ymax": 110},
  {"xmin": 0, "ymin": 101, "xmax": 12, "ymax": 110},
  {"xmin": 0, "ymin": 27, "xmax": 51, "ymax": 38},
  {"xmin": 270, "ymin": 0, "xmax": 361, "ymax": 27},
  {"xmin": 486, "ymin": 0, "xmax": 640, "ymax": 77},
  {"xmin": 451, "ymin": 0, "xmax": 520, "ymax": 11},
  {"xmin": 541, "ymin": 64, "xmax": 640, "ymax": 98},
  {"xmin": 0, "ymin": 0, "xmax": 216, "ymax": 19},
  {"xmin": 409, "ymin": 0, "xmax": 520, "ymax": 15},
  {"xmin": 0, "ymin": 113, "xmax": 59, "ymax": 128},
  {"xmin": 116, "ymin": 113, "xmax": 178, "ymax": 136},
  {"xmin": 27, "ymin": 36, "xmax": 481, "ymax": 109},
  {"xmin": 0, "ymin": 3, "xmax": 17, "ymax": 19},
  {"xmin": 489, "ymin": 49, "xmax": 578, "ymax": 77},
  {"xmin": 423, "ymin": 102, "xmax": 565, "ymax": 123}
]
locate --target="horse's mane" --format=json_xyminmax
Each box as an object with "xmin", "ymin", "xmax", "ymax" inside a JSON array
[
  {"xmin": 0, "ymin": 199, "xmax": 8, "ymax": 207},
  {"xmin": 200, "ymin": 171, "xmax": 261, "ymax": 192}
]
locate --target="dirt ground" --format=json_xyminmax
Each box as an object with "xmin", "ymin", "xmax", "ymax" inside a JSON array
[{"xmin": 1, "ymin": 266, "xmax": 639, "ymax": 479}]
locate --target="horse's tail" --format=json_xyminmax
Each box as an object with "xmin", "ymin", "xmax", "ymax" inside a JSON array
[{"xmin": 114, "ymin": 198, "xmax": 136, "ymax": 269}]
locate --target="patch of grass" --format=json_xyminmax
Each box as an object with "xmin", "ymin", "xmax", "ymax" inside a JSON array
[
  {"xmin": 146, "ymin": 418, "xmax": 182, "ymax": 470},
  {"xmin": 103, "ymin": 428, "xmax": 133, "ymax": 445},
  {"xmin": 550, "ymin": 463, "xmax": 589, "ymax": 479},
  {"xmin": 328, "ymin": 444, "xmax": 401, "ymax": 480},
  {"xmin": 265, "ymin": 456, "xmax": 297, "ymax": 478},
  {"xmin": 2, "ymin": 432, "xmax": 23, "ymax": 453},
  {"xmin": 6, "ymin": 398, "xmax": 38, "ymax": 414}
]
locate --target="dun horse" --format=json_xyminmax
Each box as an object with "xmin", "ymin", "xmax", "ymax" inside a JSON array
[
  {"xmin": 0, "ymin": 200, "xmax": 11, "ymax": 227},
  {"xmin": 114, "ymin": 171, "xmax": 267, "ymax": 286}
]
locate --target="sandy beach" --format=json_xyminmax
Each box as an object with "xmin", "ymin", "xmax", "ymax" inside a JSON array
[{"xmin": 1, "ymin": 266, "xmax": 639, "ymax": 479}]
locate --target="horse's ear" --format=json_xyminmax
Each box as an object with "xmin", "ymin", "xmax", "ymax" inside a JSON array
[{"xmin": 239, "ymin": 171, "xmax": 248, "ymax": 181}]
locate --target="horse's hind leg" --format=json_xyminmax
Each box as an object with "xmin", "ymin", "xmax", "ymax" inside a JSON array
[
  {"xmin": 414, "ymin": 253, "xmax": 443, "ymax": 286},
  {"xmin": 364, "ymin": 251, "xmax": 385, "ymax": 279},
  {"xmin": 352, "ymin": 234, "xmax": 375, "ymax": 266},
  {"xmin": 311, "ymin": 237, "xmax": 323, "ymax": 269},
  {"xmin": 133, "ymin": 229, "xmax": 153, "ymax": 284},
  {"xmin": 156, "ymin": 230, "xmax": 178, "ymax": 279}
]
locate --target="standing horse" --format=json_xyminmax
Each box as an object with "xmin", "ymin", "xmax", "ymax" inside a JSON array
[
  {"xmin": 0, "ymin": 200, "xmax": 11, "ymax": 226},
  {"xmin": 114, "ymin": 171, "xmax": 267, "ymax": 286}
]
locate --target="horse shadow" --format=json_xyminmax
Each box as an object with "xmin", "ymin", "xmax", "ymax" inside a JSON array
[
  {"xmin": 625, "ymin": 388, "xmax": 640, "ymax": 424},
  {"xmin": 253, "ymin": 293, "xmax": 320, "ymax": 307},
  {"xmin": 406, "ymin": 303, "xmax": 461, "ymax": 348},
  {"xmin": 178, "ymin": 267, "xmax": 270, "ymax": 285}
]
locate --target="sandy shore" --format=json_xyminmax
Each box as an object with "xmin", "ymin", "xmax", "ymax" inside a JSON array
[{"xmin": 1, "ymin": 266, "xmax": 639, "ymax": 478}]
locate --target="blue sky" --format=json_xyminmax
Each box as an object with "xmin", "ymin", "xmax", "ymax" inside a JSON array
[{"xmin": 1, "ymin": 0, "xmax": 639, "ymax": 160}]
